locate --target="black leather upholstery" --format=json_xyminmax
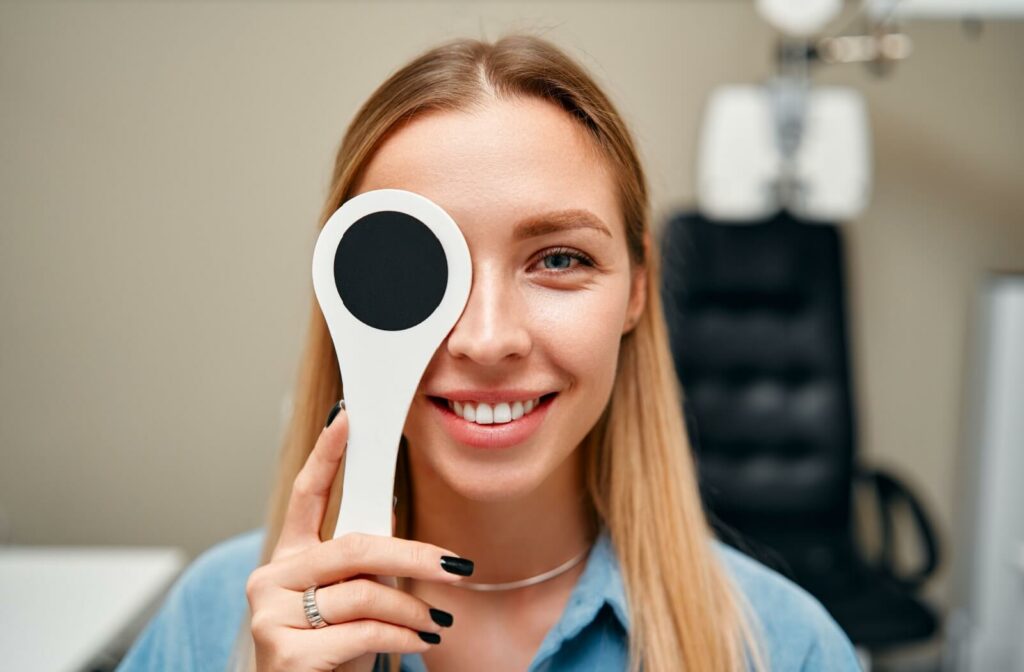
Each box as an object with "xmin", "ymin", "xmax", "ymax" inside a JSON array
[{"xmin": 660, "ymin": 209, "xmax": 939, "ymax": 650}]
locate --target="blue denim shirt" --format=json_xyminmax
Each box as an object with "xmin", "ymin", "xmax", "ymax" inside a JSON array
[{"xmin": 117, "ymin": 528, "xmax": 860, "ymax": 671}]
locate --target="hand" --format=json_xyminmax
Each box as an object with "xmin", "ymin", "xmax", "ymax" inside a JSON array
[{"xmin": 246, "ymin": 401, "xmax": 473, "ymax": 671}]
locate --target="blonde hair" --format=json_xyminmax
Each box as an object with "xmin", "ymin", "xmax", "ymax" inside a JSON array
[{"xmin": 233, "ymin": 35, "xmax": 764, "ymax": 672}]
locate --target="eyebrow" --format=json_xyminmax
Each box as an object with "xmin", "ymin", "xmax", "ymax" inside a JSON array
[{"xmin": 512, "ymin": 209, "xmax": 613, "ymax": 240}]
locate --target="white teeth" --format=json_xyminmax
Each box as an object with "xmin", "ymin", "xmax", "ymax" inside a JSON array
[
  {"xmin": 448, "ymin": 396, "xmax": 546, "ymax": 425},
  {"xmin": 493, "ymin": 402, "xmax": 512, "ymax": 423}
]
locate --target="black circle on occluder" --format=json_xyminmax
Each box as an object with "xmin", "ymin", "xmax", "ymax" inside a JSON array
[{"xmin": 334, "ymin": 210, "xmax": 448, "ymax": 331}]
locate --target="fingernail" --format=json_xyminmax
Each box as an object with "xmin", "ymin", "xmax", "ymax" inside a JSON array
[
  {"xmin": 429, "ymin": 608, "xmax": 453, "ymax": 628},
  {"xmin": 418, "ymin": 631, "xmax": 441, "ymax": 645},
  {"xmin": 324, "ymin": 399, "xmax": 344, "ymax": 428},
  {"xmin": 440, "ymin": 556, "xmax": 474, "ymax": 576}
]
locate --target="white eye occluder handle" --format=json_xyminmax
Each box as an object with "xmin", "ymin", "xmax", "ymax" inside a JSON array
[{"xmin": 311, "ymin": 189, "xmax": 471, "ymax": 539}]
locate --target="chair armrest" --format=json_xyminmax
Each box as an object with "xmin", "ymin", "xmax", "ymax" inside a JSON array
[{"xmin": 855, "ymin": 465, "xmax": 941, "ymax": 588}]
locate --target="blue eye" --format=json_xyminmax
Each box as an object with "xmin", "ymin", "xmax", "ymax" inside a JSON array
[
  {"xmin": 544, "ymin": 253, "xmax": 574, "ymax": 270},
  {"xmin": 535, "ymin": 247, "xmax": 595, "ymax": 273}
]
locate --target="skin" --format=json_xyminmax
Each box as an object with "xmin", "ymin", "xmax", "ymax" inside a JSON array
[{"xmin": 248, "ymin": 96, "xmax": 647, "ymax": 672}]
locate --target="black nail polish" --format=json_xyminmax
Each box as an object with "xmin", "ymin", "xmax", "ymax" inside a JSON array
[
  {"xmin": 418, "ymin": 631, "xmax": 441, "ymax": 645},
  {"xmin": 440, "ymin": 556, "xmax": 474, "ymax": 576},
  {"xmin": 325, "ymin": 400, "xmax": 343, "ymax": 428},
  {"xmin": 429, "ymin": 608, "xmax": 453, "ymax": 628}
]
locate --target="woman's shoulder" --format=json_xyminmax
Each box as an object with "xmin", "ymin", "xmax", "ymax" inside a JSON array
[
  {"xmin": 712, "ymin": 541, "xmax": 862, "ymax": 671},
  {"xmin": 156, "ymin": 526, "xmax": 265, "ymax": 620},
  {"xmin": 116, "ymin": 528, "xmax": 265, "ymax": 671},
  {"xmin": 179, "ymin": 527, "xmax": 266, "ymax": 589}
]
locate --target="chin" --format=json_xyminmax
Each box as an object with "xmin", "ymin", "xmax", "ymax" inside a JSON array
[
  {"xmin": 436, "ymin": 455, "xmax": 551, "ymax": 503},
  {"xmin": 403, "ymin": 436, "xmax": 555, "ymax": 503}
]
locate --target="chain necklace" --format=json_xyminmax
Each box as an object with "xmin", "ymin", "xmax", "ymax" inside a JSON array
[{"xmin": 452, "ymin": 544, "xmax": 593, "ymax": 592}]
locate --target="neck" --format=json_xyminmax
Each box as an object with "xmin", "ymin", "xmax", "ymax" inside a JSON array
[{"xmin": 405, "ymin": 448, "xmax": 595, "ymax": 583}]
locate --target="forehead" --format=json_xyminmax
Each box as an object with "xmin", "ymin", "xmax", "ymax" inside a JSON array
[{"xmin": 353, "ymin": 97, "xmax": 622, "ymax": 238}]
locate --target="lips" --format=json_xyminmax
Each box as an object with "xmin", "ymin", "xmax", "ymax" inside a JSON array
[{"xmin": 427, "ymin": 393, "xmax": 557, "ymax": 449}]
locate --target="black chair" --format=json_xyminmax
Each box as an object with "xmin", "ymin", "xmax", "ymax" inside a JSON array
[{"xmin": 660, "ymin": 209, "xmax": 940, "ymax": 651}]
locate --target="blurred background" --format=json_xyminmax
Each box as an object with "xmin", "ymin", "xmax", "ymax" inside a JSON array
[{"xmin": 1, "ymin": 1, "xmax": 1021, "ymax": 671}]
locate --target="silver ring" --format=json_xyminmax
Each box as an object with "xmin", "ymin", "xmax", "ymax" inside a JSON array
[{"xmin": 303, "ymin": 585, "xmax": 328, "ymax": 629}]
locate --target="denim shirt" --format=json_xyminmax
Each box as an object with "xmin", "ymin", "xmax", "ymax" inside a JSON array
[{"xmin": 117, "ymin": 528, "xmax": 861, "ymax": 671}]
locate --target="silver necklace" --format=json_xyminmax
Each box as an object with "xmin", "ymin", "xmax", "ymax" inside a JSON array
[{"xmin": 453, "ymin": 545, "xmax": 593, "ymax": 592}]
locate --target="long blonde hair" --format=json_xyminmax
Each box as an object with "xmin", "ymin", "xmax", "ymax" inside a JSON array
[{"xmin": 235, "ymin": 35, "xmax": 763, "ymax": 672}]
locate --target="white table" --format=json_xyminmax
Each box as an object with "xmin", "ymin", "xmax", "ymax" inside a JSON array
[{"xmin": 0, "ymin": 545, "xmax": 186, "ymax": 672}]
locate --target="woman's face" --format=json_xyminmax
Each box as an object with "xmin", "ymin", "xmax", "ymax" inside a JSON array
[{"xmin": 354, "ymin": 96, "xmax": 646, "ymax": 502}]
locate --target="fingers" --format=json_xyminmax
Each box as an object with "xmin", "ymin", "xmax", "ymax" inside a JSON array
[
  {"xmin": 254, "ymin": 621, "xmax": 432, "ymax": 672},
  {"xmin": 275, "ymin": 400, "xmax": 348, "ymax": 557},
  {"xmin": 289, "ymin": 620, "xmax": 435, "ymax": 667},
  {"xmin": 251, "ymin": 576, "xmax": 448, "ymax": 670},
  {"xmin": 260, "ymin": 533, "xmax": 474, "ymax": 593},
  {"xmin": 317, "ymin": 620, "xmax": 438, "ymax": 659},
  {"xmin": 272, "ymin": 578, "xmax": 453, "ymax": 635}
]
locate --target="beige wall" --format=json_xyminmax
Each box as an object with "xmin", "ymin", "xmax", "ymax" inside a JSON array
[{"xmin": 1, "ymin": 1, "xmax": 1022, "ymax": 617}]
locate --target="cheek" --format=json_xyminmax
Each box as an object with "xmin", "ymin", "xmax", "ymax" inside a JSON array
[{"xmin": 526, "ymin": 281, "xmax": 631, "ymax": 387}]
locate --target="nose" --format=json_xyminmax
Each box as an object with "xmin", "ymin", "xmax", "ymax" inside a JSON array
[{"xmin": 445, "ymin": 266, "xmax": 531, "ymax": 365}]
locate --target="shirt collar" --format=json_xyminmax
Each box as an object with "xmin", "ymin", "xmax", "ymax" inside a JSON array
[
  {"xmin": 530, "ymin": 527, "xmax": 630, "ymax": 662},
  {"xmin": 400, "ymin": 528, "xmax": 630, "ymax": 672},
  {"xmin": 583, "ymin": 527, "xmax": 630, "ymax": 629}
]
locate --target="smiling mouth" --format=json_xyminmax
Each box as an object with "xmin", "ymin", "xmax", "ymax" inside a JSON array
[{"xmin": 428, "ymin": 393, "xmax": 558, "ymax": 426}]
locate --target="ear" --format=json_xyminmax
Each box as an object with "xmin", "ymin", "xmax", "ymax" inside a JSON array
[{"xmin": 623, "ymin": 232, "xmax": 650, "ymax": 334}]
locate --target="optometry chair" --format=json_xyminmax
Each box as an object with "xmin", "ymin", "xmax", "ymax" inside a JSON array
[{"xmin": 659, "ymin": 209, "xmax": 940, "ymax": 659}]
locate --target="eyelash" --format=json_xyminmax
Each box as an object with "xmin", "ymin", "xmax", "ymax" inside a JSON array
[{"xmin": 532, "ymin": 246, "xmax": 596, "ymax": 273}]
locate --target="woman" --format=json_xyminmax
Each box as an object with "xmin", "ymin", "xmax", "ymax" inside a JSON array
[{"xmin": 118, "ymin": 36, "xmax": 860, "ymax": 672}]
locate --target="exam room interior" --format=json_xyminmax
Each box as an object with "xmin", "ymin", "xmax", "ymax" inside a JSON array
[{"xmin": 0, "ymin": 1, "xmax": 1022, "ymax": 670}]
